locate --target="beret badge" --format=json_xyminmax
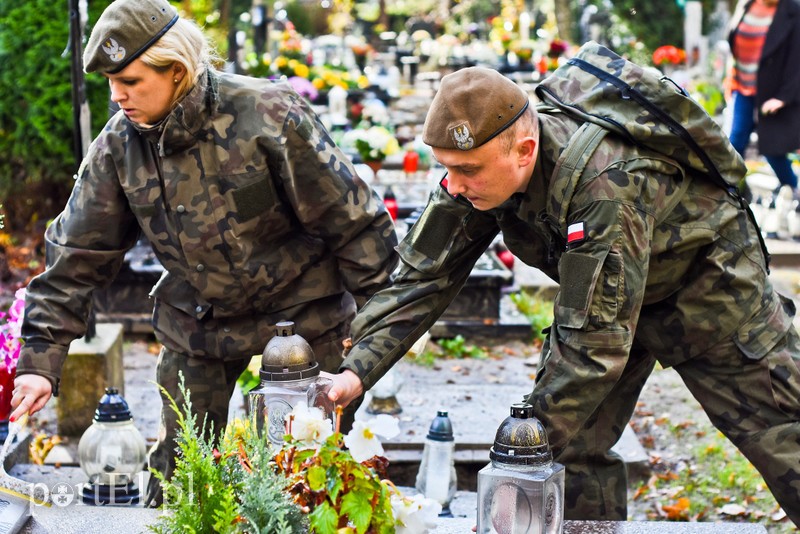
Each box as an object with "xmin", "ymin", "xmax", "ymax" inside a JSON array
[
  {"xmin": 450, "ymin": 123, "xmax": 475, "ymax": 151},
  {"xmin": 102, "ymin": 38, "xmax": 126, "ymax": 63}
]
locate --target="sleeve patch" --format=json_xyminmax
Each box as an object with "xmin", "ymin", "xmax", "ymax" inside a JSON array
[{"xmin": 412, "ymin": 209, "xmax": 460, "ymax": 259}]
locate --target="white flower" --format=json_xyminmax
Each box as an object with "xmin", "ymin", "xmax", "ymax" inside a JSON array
[
  {"xmin": 343, "ymin": 414, "xmax": 399, "ymax": 462},
  {"xmin": 390, "ymin": 491, "xmax": 442, "ymax": 534},
  {"xmin": 285, "ymin": 403, "xmax": 333, "ymax": 446},
  {"xmin": 361, "ymin": 100, "xmax": 390, "ymax": 126},
  {"xmin": 341, "ymin": 126, "xmax": 400, "ymax": 161}
]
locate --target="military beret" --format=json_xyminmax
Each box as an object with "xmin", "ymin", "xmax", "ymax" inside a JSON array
[
  {"xmin": 83, "ymin": 0, "xmax": 179, "ymax": 74},
  {"xmin": 422, "ymin": 67, "xmax": 530, "ymax": 151}
]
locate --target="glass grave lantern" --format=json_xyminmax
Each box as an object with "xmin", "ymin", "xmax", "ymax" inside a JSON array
[
  {"xmin": 366, "ymin": 365, "xmax": 404, "ymax": 415},
  {"xmin": 78, "ymin": 387, "xmax": 147, "ymax": 505},
  {"xmin": 415, "ymin": 409, "xmax": 457, "ymax": 516},
  {"xmin": 248, "ymin": 321, "xmax": 335, "ymax": 445},
  {"xmin": 477, "ymin": 403, "xmax": 564, "ymax": 534}
]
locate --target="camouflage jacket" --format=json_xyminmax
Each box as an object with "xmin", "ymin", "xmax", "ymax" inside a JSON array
[
  {"xmin": 19, "ymin": 71, "xmax": 398, "ymax": 391},
  {"xmin": 341, "ymin": 110, "xmax": 793, "ymax": 391}
]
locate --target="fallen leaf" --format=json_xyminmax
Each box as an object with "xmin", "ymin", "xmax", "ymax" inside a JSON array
[
  {"xmin": 661, "ymin": 497, "xmax": 690, "ymax": 520},
  {"xmin": 632, "ymin": 484, "xmax": 650, "ymax": 500},
  {"xmin": 719, "ymin": 503, "xmax": 747, "ymax": 517},
  {"xmin": 770, "ymin": 507, "xmax": 787, "ymax": 522}
]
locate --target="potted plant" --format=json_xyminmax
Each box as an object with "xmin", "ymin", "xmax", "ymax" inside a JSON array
[{"xmin": 341, "ymin": 126, "xmax": 401, "ymax": 173}]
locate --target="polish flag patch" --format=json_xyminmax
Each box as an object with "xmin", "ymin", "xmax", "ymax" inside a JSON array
[{"xmin": 567, "ymin": 222, "xmax": 586, "ymax": 244}]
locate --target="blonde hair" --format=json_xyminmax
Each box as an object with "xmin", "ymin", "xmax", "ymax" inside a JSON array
[
  {"xmin": 139, "ymin": 17, "xmax": 220, "ymax": 104},
  {"xmin": 498, "ymin": 104, "xmax": 538, "ymax": 153}
]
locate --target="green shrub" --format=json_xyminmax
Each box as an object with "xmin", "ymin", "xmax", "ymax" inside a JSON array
[
  {"xmin": 0, "ymin": 0, "xmax": 114, "ymax": 229},
  {"xmin": 510, "ymin": 291, "xmax": 554, "ymax": 342},
  {"xmin": 148, "ymin": 376, "xmax": 306, "ymax": 534}
]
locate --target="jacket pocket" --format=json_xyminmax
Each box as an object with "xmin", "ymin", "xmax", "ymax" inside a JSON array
[
  {"xmin": 150, "ymin": 271, "xmax": 212, "ymax": 320},
  {"xmin": 734, "ymin": 293, "xmax": 796, "ymax": 360},
  {"xmin": 555, "ymin": 242, "xmax": 610, "ymax": 329}
]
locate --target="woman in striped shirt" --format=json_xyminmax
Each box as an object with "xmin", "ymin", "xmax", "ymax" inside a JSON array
[{"xmin": 727, "ymin": 0, "xmax": 800, "ymax": 196}]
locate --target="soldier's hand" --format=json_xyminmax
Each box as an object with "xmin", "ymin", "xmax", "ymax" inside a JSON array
[
  {"xmin": 10, "ymin": 374, "xmax": 52, "ymax": 422},
  {"xmin": 324, "ymin": 369, "xmax": 364, "ymax": 408}
]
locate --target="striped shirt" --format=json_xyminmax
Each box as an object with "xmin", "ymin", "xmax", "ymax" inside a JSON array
[{"xmin": 732, "ymin": 0, "xmax": 777, "ymax": 96}]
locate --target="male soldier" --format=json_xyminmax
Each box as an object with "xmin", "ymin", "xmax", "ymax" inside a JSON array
[
  {"xmin": 328, "ymin": 64, "xmax": 800, "ymax": 523},
  {"xmin": 11, "ymin": 0, "xmax": 398, "ymax": 507}
]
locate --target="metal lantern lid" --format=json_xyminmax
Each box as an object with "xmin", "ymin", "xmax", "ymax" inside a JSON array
[
  {"xmin": 94, "ymin": 387, "xmax": 133, "ymax": 423},
  {"xmin": 427, "ymin": 410, "xmax": 454, "ymax": 442},
  {"xmin": 489, "ymin": 403, "xmax": 552, "ymax": 466},
  {"xmin": 259, "ymin": 321, "xmax": 319, "ymax": 382}
]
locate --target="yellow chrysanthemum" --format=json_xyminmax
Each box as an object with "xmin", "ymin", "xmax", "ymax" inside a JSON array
[{"xmin": 294, "ymin": 63, "xmax": 310, "ymax": 78}]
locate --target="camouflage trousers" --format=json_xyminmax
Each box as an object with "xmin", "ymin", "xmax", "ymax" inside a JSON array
[
  {"xmin": 528, "ymin": 325, "xmax": 800, "ymax": 525},
  {"xmin": 143, "ymin": 330, "xmax": 357, "ymax": 508}
]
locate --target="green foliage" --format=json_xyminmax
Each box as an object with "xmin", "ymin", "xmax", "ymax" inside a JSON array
[
  {"xmin": 237, "ymin": 432, "xmax": 306, "ymax": 534},
  {"xmin": 405, "ymin": 349, "xmax": 438, "ymax": 367},
  {"xmin": 510, "ymin": 291, "xmax": 554, "ymax": 342},
  {"xmin": 406, "ymin": 335, "xmax": 489, "ymax": 366},
  {"xmin": 573, "ymin": 0, "xmax": 719, "ymax": 65},
  {"xmin": 687, "ymin": 79, "xmax": 726, "ymax": 117},
  {"xmin": 273, "ymin": 432, "xmax": 396, "ymax": 533},
  {"xmin": 284, "ymin": 1, "xmax": 331, "ymax": 36},
  {"xmin": 148, "ymin": 380, "xmax": 241, "ymax": 533},
  {"xmin": 437, "ymin": 335, "xmax": 488, "ymax": 359},
  {"xmin": 148, "ymin": 377, "xmax": 305, "ymax": 534},
  {"xmin": 0, "ymin": 0, "xmax": 112, "ymax": 227}
]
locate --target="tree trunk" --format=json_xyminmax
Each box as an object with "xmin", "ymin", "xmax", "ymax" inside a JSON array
[{"xmin": 553, "ymin": 0, "xmax": 572, "ymax": 42}]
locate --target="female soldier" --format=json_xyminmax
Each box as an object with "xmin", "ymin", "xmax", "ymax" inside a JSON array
[{"xmin": 11, "ymin": 0, "xmax": 398, "ymax": 507}]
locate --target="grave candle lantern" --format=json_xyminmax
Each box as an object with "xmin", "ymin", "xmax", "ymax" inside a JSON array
[
  {"xmin": 477, "ymin": 403, "xmax": 564, "ymax": 534},
  {"xmin": 248, "ymin": 321, "xmax": 335, "ymax": 445},
  {"xmin": 77, "ymin": 387, "xmax": 146, "ymax": 505},
  {"xmin": 415, "ymin": 409, "xmax": 457, "ymax": 516}
]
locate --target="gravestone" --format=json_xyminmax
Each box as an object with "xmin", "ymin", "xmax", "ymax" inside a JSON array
[{"xmin": 57, "ymin": 323, "xmax": 124, "ymax": 437}]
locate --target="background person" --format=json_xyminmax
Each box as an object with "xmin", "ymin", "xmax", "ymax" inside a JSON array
[
  {"xmin": 327, "ymin": 65, "xmax": 800, "ymax": 524},
  {"xmin": 10, "ymin": 0, "xmax": 398, "ymax": 507},
  {"xmin": 726, "ymin": 0, "xmax": 800, "ymax": 196}
]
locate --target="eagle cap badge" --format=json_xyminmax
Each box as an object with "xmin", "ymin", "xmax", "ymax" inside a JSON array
[
  {"xmin": 449, "ymin": 123, "xmax": 475, "ymax": 150},
  {"xmin": 102, "ymin": 37, "xmax": 126, "ymax": 63}
]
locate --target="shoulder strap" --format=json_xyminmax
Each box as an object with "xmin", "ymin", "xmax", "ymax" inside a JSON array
[{"xmin": 548, "ymin": 121, "xmax": 608, "ymax": 233}]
